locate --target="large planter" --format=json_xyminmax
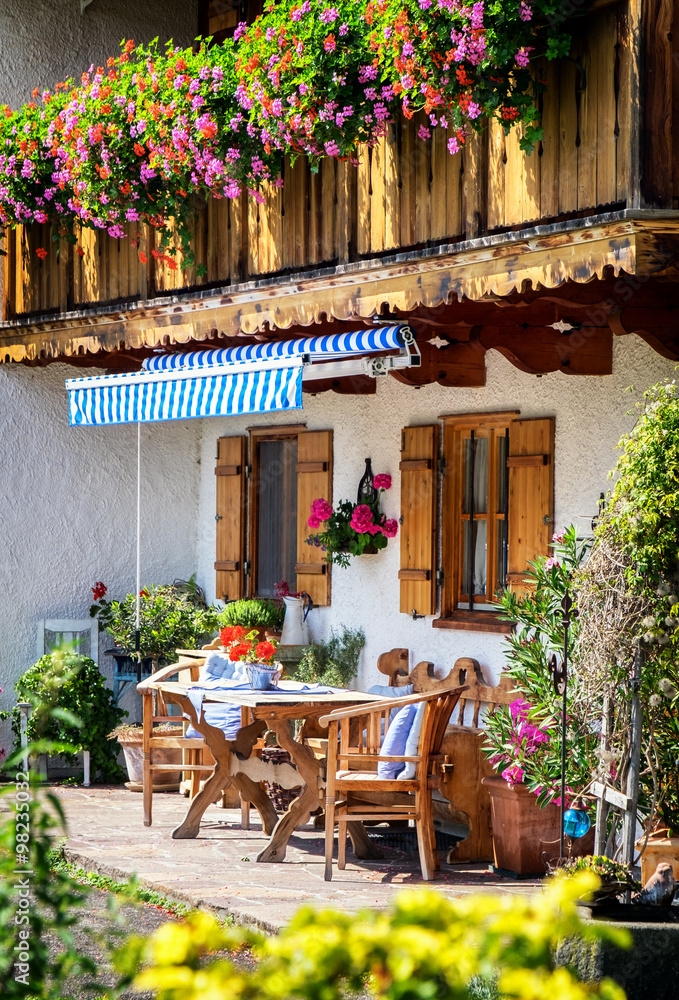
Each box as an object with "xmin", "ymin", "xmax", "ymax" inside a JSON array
[
  {"xmin": 116, "ymin": 731, "xmax": 182, "ymax": 788},
  {"xmin": 482, "ymin": 776, "xmax": 594, "ymax": 876}
]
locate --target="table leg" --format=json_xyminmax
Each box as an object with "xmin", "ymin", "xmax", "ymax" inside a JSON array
[
  {"xmin": 172, "ymin": 762, "xmax": 231, "ymax": 839},
  {"xmin": 347, "ymin": 821, "xmax": 384, "ymax": 861},
  {"xmin": 227, "ymin": 773, "xmax": 278, "ymax": 837},
  {"xmin": 253, "ymin": 715, "xmax": 329, "ymax": 863},
  {"xmin": 256, "ymin": 785, "xmax": 318, "ymax": 862}
]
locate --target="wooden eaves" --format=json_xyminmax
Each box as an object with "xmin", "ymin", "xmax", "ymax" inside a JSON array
[{"xmin": 1, "ymin": 209, "xmax": 677, "ymax": 367}]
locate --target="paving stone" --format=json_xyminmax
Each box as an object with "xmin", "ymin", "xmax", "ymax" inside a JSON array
[{"xmin": 54, "ymin": 785, "xmax": 542, "ymax": 933}]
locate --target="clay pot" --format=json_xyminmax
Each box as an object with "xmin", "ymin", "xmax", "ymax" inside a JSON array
[
  {"xmin": 116, "ymin": 730, "xmax": 182, "ymax": 787},
  {"xmin": 482, "ymin": 776, "xmax": 594, "ymax": 876}
]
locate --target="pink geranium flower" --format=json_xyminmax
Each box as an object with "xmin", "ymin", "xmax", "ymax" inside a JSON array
[
  {"xmin": 373, "ymin": 473, "xmax": 392, "ymax": 490},
  {"xmin": 382, "ymin": 518, "xmax": 398, "ymax": 538},
  {"xmin": 350, "ymin": 503, "xmax": 374, "ymax": 534},
  {"xmin": 311, "ymin": 498, "xmax": 333, "ymax": 522}
]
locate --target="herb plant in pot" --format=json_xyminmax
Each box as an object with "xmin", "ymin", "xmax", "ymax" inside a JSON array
[{"xmin": 218, "ymin": 598, "xmax": 285, "ymax": 644}]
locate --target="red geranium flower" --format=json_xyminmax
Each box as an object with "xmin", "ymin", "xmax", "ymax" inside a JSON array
[
  {"xmin": 254, "ymin": 640, "xmax": 276, "ymax": 664},
  {"xmin": 229, "ymin": 642, "xmax": 252, "ymax": 662},
  {"xmin": 91, "ymin": 581, "xmax": 107, "ymax": 600},
  {"xmin": 220, "ymin": 625, "xmax": 249, "ymax": 646}
]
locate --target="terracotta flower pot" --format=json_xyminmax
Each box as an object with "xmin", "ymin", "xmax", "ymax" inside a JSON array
[
  {"xmin": 116, "ymin": 731, "xmax": 182, "ymax": 787},
  {"xmin": 482, "ymin": 776, "xmax": 594, "ymax": 876}
]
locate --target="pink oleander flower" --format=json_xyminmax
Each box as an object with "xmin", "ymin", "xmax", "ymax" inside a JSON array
[
  {"xmin": 502, "ymin": 764, "xmax": 525, "ymax": 785},
  {"xmin": 350, "ymin": 503, "xmax": 374, "ymax": 534},
  {"xmin": 552, "ymin": 531, "xmax": 566, "ymax": 543},
  {"xmin": 382, "ymin": 518, "xmax": 398, "ymax": 538},
  {"xmin": 509, "ymin": 698, "xmax": 531, "ymax": 724},
  {"xmin": 373, "ymin": 473, "xmax": 391, "ymax": 490},
  {"xmin": 545, "ymin": 557, "xmax": 560, "ymax": 570}
]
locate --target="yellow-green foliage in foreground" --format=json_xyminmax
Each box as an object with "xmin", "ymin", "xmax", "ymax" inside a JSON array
[{"xmin": 114, "ymin": 873, "xmax": 629, "ymax": 1000}]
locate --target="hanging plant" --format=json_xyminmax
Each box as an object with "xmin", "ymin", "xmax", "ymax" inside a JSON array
[
  {"xmin": 306, "ymin": 474, "xmax": 397, "ymax": 567},
  {"xmin": 0, "ymin": 1, "xmax": 576, "ymax": 262}
]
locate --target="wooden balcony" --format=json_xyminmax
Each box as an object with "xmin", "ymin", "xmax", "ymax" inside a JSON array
[{"xmin": 1, "ymin": 0, "xmax": 678, "ymax": 370}]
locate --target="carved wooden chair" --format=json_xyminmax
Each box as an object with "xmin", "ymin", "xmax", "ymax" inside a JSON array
[
  {"xmin": 320, "ymin": 682, "xmax": 467, "ymax": 881},
  {"xmin": 313, "ymin": 648, "xmax": 517, "ymax": 865},
  {"xmin": 138, "ymin": 638, "xmax": 252, "ymax": 830}
]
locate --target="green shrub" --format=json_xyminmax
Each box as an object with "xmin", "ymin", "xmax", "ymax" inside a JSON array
[
  {"xmin": 11, "ymin": 651, "xmax": 125, "ymax": 782},
  {"xmin": 294, "ymin": 626, "xmax": 365, "ymax": 688},
  {"xmin": 91, "ymin": 583, "xmax": 220, "ymax": 662},
  {"xmin": 219, "ymin": 598, "xmax": 284, "ymax": 632}
]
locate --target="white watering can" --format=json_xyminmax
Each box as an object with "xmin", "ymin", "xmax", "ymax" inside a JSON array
[{"xmin": 280, "ymin": 593, "xmax": 314, "ymax": 646}]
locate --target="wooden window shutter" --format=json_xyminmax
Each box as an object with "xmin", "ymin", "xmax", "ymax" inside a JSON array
[
  {"xmin": 399, "ymin": 425, "xmax": 438, "ymax": 615},
  {"xmin": 215, "ymin": 435, "xmax": 247, "ymax": 602},
  {"xmin": 295, "ymin": 430, "xmax": 333, "ymax": 606},
  {"xmin": 506, "ymin": 417, "xmax": 555, "ymax": 592}
]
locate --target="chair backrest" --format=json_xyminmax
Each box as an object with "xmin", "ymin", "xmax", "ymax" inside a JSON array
[
  {"xmin": 333, "ymin": 684, "xmax": 466, "ymax": 774},
  {"xmin": 417, "ymin": 684, "xmax": 466, "ymax": 761}
]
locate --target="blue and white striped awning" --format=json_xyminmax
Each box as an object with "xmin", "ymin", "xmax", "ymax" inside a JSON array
[
  {"xmin": 66, "ymin": 326, "xmax": 412, "ymax": 427},
  {"xmin": 144, "ymin": 326, "xmax": 406, "ymax": 370}
]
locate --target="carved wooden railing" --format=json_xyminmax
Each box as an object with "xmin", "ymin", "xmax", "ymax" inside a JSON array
[{"xmin": 1, "ymin": 2, "xmax": 648, "ymax": 321}]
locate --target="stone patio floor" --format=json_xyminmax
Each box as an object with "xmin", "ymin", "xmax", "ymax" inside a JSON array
[{"xmin": 53, "ymin": 785, "xmax": 545, "ymax": 932}]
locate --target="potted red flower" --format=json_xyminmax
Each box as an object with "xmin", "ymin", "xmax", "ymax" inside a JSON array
[{"xmin": 219, "ymin": 625, "xmax": 281, "ymax": 690}]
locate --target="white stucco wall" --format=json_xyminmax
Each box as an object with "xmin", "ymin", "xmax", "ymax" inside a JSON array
[
  {"xmin": 194, "ymin": 335, "xmax": 678, "ymax": 692},
  {"xmin": 0, "ymin": 0, "xmax": 199, "ymax": 110},
  {"xmin": 0, "ymin": 361, "xmax": 202, "ymax": 750},
  {"xmin": 0, "ymin": 0, "xmax": 200, "ymax": 754}
]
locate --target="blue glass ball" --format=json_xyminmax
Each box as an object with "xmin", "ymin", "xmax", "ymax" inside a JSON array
[{"xmin": 563, "ymin": 808, "xmax": 591, "ymax": 839}]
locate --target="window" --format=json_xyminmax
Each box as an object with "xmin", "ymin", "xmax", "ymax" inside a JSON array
[
  {"xmin": 37, "ymin": 619, "xmax": 98, "ymax": 663},
  {"xmin": 399, "ymin": 413, "xmax": 554, "ymax": 629},
  {"xmin": 251, "ymin": 433, "xmax": 298, "ymax": 598},
  {"xmin": 443, "ymin": 412, "xmax": 516, "ymax": 614},
  {"xmin": 215, "ymin": 428, "xmax": 333, "ymax": 606}
]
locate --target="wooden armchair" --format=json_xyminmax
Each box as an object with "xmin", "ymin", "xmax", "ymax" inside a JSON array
[
  {"xmin": 320, "ymin": 683, "xmax": 466, "ymax": 881},
  {"xmin": 339, "ymin": 649, "xmax": 517, "ymax": 865},
  {"xmin": 136, "ymin": 638, "xmax": 255, "ymax": 831}
]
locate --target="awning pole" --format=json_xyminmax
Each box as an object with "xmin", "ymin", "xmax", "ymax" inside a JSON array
[{"xmin": 135, "ymin": 421, "xmax": 142, "ymax": 682}]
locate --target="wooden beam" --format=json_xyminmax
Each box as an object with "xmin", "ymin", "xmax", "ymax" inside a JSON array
[{"xmin": 1, "ymin": 217, "xmax": 677, "ymax": 366}]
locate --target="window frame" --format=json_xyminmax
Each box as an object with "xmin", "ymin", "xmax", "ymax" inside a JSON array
[
  {"xmin": 247, "ymin": 423, "xmax": 306, "ymax": 599},
  {"xmin": 438, "ymin": 410, "xmax": 520, "ymax": 633}
]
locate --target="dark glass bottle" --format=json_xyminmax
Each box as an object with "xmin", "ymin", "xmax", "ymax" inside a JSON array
[{"xmin": 357, "ymin": 457, "xmax": 377, "ymax": 506}]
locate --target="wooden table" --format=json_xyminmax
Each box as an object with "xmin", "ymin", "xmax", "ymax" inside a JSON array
[{"xmin": 142, "ymin": 678, "xmax": 384, "ymax": 863}]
